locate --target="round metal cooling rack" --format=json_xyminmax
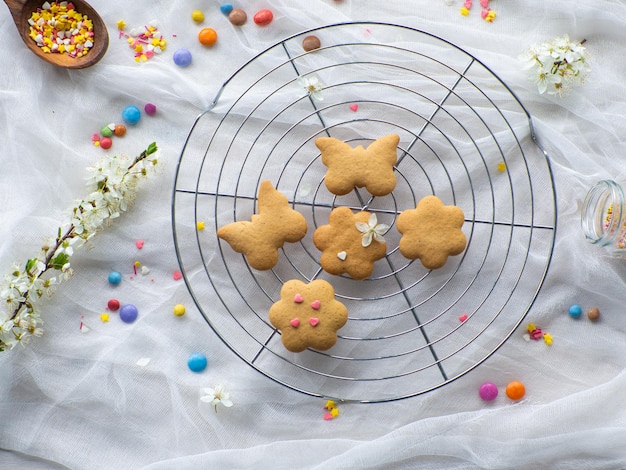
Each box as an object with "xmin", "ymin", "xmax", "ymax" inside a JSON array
[{"xmin": 172, "ymin": 22, "xmax": 557, "ymax": 403}]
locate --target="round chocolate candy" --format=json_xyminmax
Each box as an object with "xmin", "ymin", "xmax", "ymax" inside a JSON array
[
  {"xmin": 479, "ymin": 382, "xmax": 498, "ymax": 401},
  {"xmin": 144, "ymin": 103, "xmax": 157, "ymax": 116},
  {"xmin": 108, "ymin": 271, "xmax": 122, "ymax": 285},
  {"xmin": 568, "ymin": 304, "xmax": 582, "ymax": 318},
  {"xmin": 173, "ymin": 304, "xmax": 186, "ymax": 316},
  {"xmin": 505, "ymin": 381, "xmax": 525, "ymax": 401},
  {"xmin": 119, "ymin": 304, "xmax": 138, "ymax": 323},
  {"xmin": 228, "ymin": 8, "xmax": 247, "ymax": 26},
  {"xmin": 220, "ymin": 3, "xmax": 234, "ymax": 15},
  {"xmin": 302, "ymin": 35, "xmax": 321, "ymax": 52},
  {"xmin": 99, "ymin": 137, "xmax": 112, "ymax": 150},
  {"xmin": 122, "ymin": 105, "xmax": 141, "ymax": 125},
  {"xmin": 173, "ymin": 48, "xmax": 193, "ymax": 67},
  {"xmin": 253, "ymin": 9, "xmax": 273, "ymax": 26},
  {"xmin": 100, "ymin": 124, "xmax": 113, "ymax": 137},
  {"xmin": 191, "ymin": 9, "xmax": 204, "ymax": 23},
  {"xmin": 188, "ymin": 353, "xmax": 207, "ymax": 372},
  {"xmin": 114, "ymin": 124, "xmax": 126, "ymax": 137},
  {"xmin": 587, "ymin": 307, "xmax": 600, "ymax": 321},
  {"xmin": 198, "ymin": 28, "xmax": 218, "ymax": 46}
]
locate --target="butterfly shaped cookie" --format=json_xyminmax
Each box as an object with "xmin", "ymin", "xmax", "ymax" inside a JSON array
[
  {"xmin": 315, "ymin": 134, "xmax": 400, "ymax": 196},
  {"xmin": 217, "ymin": 180, "xmax": 307, "ymax": 270}
]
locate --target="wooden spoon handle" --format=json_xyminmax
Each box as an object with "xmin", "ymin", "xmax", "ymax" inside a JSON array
[{"xmin": 3, "ymin": 0, "xmax": 28, "ymax": 19}]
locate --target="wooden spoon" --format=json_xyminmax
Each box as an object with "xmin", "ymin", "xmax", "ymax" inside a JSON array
[{"xmin": 3, "ymin": 0, "xmax": 109, "ymax": 69}]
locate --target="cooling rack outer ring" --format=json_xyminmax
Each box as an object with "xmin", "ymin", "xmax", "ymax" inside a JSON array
[{"xmin": 172, "ymin": 22, "xmax": 557, "ymax": 403}]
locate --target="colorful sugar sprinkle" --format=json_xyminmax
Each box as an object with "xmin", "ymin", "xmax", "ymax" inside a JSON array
[
  {"xmin": 28, "ymin": 1, "xmax": 95, "ymax": 58},
  {"xmin": 118, "ymin": 20, "xmax": 167, "ymax": 62}
]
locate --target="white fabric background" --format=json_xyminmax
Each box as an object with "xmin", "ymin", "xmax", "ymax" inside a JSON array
[{"xmin": 1, "ymin": 0, "xmax": 626, "ymax": 468}]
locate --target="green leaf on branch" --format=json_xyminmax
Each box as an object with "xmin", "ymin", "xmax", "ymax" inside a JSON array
[
  {"xmin": 50, "ymin": 253, "xmax": 69, "ymax": 270},
  {"xmin": 25, "ymin": 258, "xmax": 38, "ymax": 272}
]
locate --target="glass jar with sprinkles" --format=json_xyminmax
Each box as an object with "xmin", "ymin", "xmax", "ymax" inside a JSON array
[{"xmin": 581, "ymin": 180, "xmax": 626, "ymax": 256}]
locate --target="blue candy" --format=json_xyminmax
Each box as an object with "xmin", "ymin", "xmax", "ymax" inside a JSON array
[
  {"xmin": 121, "ymin": 105, "xmax": 141, "ymax": 125},
  {"xmin": 119, "ymin": 304, "xmax": 138, "ymax": 323},
  {"xmin": 187, "ymin": 353, "xmax": 207, "ymax": 372},
  {"xmin": 568, "ymin": 304, "xmax": 582, "ymax": 318},
  {"xmin": 173, "ymin": 48, "xmax": 192, "ymax": 67},
  {"xmin": 220, "ymin": 3, "xmax": 233, "ymax": 15},
  {"xmin": 108, "ymin": 271, "xmax": 122, "ymax": 285}
]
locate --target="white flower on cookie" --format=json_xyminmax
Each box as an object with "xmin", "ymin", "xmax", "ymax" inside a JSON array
[{"xmin": 355, "ymin": 213, "xmax": 389, "ymax": 247}]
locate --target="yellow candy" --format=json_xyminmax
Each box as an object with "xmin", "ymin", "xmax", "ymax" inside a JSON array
[
  {"xmin": 117, "ymin": 20, "xmax": 126, "ymax": 30},
  {"xmin": 497, "ymin": 162, "xmax": 506, "ymax": 172},
  {"xmin": 173, "ymin": 304, "xmax": 186, "ymax": 316},
  {"xmin": 191, "ymin": 10, "xmax": 205, "ymax": 23},
  {"xmin": 197, "ymin": 221, "xmax": 206, "ymax": 231},
  {"xmin": 100, "ymin": 313, "xmax": 110, "ymax": 322}
]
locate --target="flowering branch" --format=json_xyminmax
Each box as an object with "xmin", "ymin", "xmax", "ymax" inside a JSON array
[
  {"xmin": 519, "ymin": 35, "xmax": 590, "ymax": 97},
  {"xmin": 0, "ymin": 142, "xmax": 159, "ymax": 351}
]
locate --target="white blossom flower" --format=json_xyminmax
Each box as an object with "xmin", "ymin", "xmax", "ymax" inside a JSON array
[
  {"xmin": 200, "ymin": 384, "xmax": 233, "ymax": 412},
  {"xmin": 355, "ymin": 213, "xmax": 390, "ymax": 247},
  {"xmin": 297, "ymin": 75, "xmax": 324, "ymax": 101},
  {"xmin": 0, "ymin": 319, "xmax": 14, "ymax": 334},
  {"xmin": 0, "ymin": 142, "xmax": 158, "ymax": 352},
  {"xmin": 519, "ymin": 35, "xmax": 590, "ymax": 97}
]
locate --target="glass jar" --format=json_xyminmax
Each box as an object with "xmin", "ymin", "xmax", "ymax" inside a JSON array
[{"xmin": 581, "ymin": 180, "xmax": 626, "ymax": 255}]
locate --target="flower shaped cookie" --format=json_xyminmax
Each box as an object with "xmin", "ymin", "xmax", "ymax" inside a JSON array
[
  {"xmin": 396, "ymin": 195, "xmax": 466, "ymax": 269},
  {"xmin": 313, "ymin": 207, "xmax": 387, "ymax": 280},
  {"xmin": 269, "ymin": 279, "xmax": 348, "ymax": 352}
]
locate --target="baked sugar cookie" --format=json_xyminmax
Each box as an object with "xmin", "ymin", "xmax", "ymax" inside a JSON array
[
  {"xmin": 313, "ymin": 207, "xmax": 388, "ymax": 280},
  {"xmin": 315, "ymin": 134, "xmax": 400, "ymax": 196},
  {"xmin": 217, "ymin": 180, "xmax": 307, "ymax": 270},
  {"xmin": 269, "ymin": 279, "xmax": 348, "ymax": 352},
  {"xmin": 397, "ymin": 195, "xmax": 466, "ymax": 269}
]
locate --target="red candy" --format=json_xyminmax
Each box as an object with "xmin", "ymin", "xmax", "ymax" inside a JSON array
[
  {"xmin": 100, "ymin": 137, "xmax": 112, "ymax": 149},
  {"xmin": 107, "ymin": 299, "xmax": 120, "ymax": 311},
  {"xmin": 253, "ymin": 9, "xmax": 273, "ymax": 26}
]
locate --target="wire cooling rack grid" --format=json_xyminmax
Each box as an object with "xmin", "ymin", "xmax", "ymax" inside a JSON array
[{"xmin": 172, "ymin": 22, "xmax": 557, "ymax": 403}]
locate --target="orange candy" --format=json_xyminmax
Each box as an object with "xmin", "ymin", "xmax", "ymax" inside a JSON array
[
  {"xmin": 114, "ymin": 124, "xmax": 127, "ymax": 137},
  {"xmin": 198, "ymin": 28, "xmax": 218, "ymax": 46},
  {"xmin": 505, "ymin": 381, "xmax": 526, "ymax": 401}
]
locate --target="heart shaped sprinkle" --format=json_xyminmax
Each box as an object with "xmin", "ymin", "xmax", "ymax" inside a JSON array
[
  {"xmin": 294, "ymin": 293, "xmax": 304, "ymax": 303},
  {"xmin": 349, "ymin": 103, "xmax": 359, "ymax": 112},
  {"xmin": 337, "ymin": 251, "xmax": 347, "ymax": 260},
  {"xmin": 310, "ymin": 300, "xmax": 321, "ymax": 310},
  {"xmin": 290, "ymin": 318, "xmax": 300, "ymax": 328},
  {"xmin": 135, "ymin": 240, "xmax": 144, "ymax": 249},
  {"xmin": 309, "ymin": 317, "xmax": 319, "ymax": 327}
]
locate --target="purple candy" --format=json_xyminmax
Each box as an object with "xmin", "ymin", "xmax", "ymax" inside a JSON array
[
  {"xmin": 479, "ymin": 382, "xmax": 498, "ymax": 401},
  {"xmin": 173, "ymin": 48, "xmax": 192, "ymax": 67},
  {"xmin": 119, "ymin": 304, "xmax": 138, "ymax": 323},
  {"xmin": 144, "ymin": 103, "xmax": 157, "ymax": 115}
]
